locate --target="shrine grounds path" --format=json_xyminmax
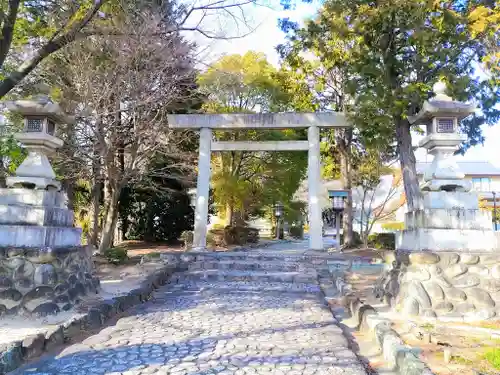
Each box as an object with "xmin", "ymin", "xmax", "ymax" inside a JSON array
[{"xmin": 13, "ymin": 240, "xmax": 367, "ymax": 375}]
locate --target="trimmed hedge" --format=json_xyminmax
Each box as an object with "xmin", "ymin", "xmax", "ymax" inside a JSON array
[
  {"xmin": 368, "ymin": 233, "xmax": 396, "ymax": 250},
  {"xmin": 289, "ymin": 225, "xmax": 304, "ymax": 239},
  {"xmin": 381, "ymin": 221, "xmax": 404, "ymax": 231},
  {"xmin": 207, "ymin": 226, "xmax": 260, "ymax": 247},
  {"xmin": 103, "ymin": 247, "xmax": 128, "ymax": 264}
]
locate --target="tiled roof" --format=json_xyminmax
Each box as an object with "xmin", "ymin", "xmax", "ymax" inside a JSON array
[{"xmin": 416, "ymin": 161, "xmax": 500, "ymax": 176}]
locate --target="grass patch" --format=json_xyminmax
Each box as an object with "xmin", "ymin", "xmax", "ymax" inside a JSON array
[
  {"xmin": 478, "ymin": 321, "xmax": 500, "ymax": 330},
  {"xmin": 420, "ymin": 323, "xmax": 434, "ymax": 331},
  {"xmin": 452, "ymin": 356, "xmax": 474, "ymax": 366},
  {"xmin": 103, "ymin": 246, "xmax": 128, "ymax": 265},
  {"xmin": 147, "ymin": 252, "xmax": 162, "ymax": 258},
  {"xmin": 484, "ymin": 348, "xmax": 500, "ymax": 369}
]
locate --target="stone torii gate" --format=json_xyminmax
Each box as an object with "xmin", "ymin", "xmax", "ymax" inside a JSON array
[{"xmin": 168, "ymin": 112, "xmax": 350, "ymax": 251}]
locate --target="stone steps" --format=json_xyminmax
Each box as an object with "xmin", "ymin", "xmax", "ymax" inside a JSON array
[
  {"xmin": 191, "ymin": 251, "xmax": 343, "ymax": 265},
  {"xmin": 166, "ymin": 279, "xmax": 322, "ymax": 293},
  {"xmin": 187, "ymin": 259, "xmax": 310, "ymax": 272},
  {"xmin": 171, "ymin": 269, "xmax": 318, "ymax": 284}
]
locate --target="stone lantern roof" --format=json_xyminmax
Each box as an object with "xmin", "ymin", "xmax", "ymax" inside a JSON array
[
  {"xmin": 409, "ymin": 82, "xmax": 476, "ymax": 125},
  {"xmin": 410, "ymin": 81, "xmax": 476, "ymax": 192},
  {"xmin": 5, "ymin": 95, "xmax": 75, "ymax": 125}
]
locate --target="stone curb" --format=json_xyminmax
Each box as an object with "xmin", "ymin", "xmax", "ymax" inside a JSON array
[
  {"xmin": 346, "ymin": 299, "xmax": 435, "ymax": 375},
  {"xmin": 317, "ymin": 270, "xmax": 434, "ymax": 375},
  {"xmin": 205, "ymin": 239, "xmax": 291, "ymax": 253},
  {"xmin": 0, "ymin": 264, "xmax": 185, "ymax": 374},
  {"xmin": 233, "ymin": 239, "xmax": 292, "ymax": 252}
]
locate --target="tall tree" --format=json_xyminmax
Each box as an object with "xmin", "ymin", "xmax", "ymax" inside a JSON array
[
  {"xmin": 279, "ymin": 37, "xmax": 395, "ymax": 245},
  {"xmin": 40, "ymin": 1, "xmax": 199, "ymax": 252},
  {"xmin": 281, "ymin": 0, "xmax": 500, "ymax": 211},
  {"xmin": 197, "ymin": 51, "xmax": 308, "ymax": 225},
  {"xmin": 0, "ymin": 0, "xmax": 107, "ymax": 98},
  {"xmin": 0, "ymin": 0, "xmax": 262, "ymax": 99}
]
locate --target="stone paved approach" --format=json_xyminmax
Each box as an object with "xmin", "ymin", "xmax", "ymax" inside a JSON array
[{"xmin": 14, "ymin": 242, "xmax": 367, "ymax": 375}]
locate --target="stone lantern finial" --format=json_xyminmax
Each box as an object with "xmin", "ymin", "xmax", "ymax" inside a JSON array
[{"xmin": 432, "ymin": 81, "xmax": 452, "ymax": 101}]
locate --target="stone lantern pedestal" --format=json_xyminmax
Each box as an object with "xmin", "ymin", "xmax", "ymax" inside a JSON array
[
  {"xmin": 0, "ymin": 97, "xmax": 99, "ymax": 317},
  {"xmin": 376, "ymin": 82, "xmax": 500, "ymax": 320}
]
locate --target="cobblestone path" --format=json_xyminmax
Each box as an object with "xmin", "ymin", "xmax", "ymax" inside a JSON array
[{"xmin": 15, "ymin": 243, "xmax": 366, "ymax": 375}]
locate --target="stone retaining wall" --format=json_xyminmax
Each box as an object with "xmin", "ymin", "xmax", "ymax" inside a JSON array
[
  {"xmin": 376, "ymin": 251, "xmax": 500, "ymax": 320},
  {"xmin": 0, "ymin": 255, "xmax": 192, "ymax": 374},
  {"xmin": 0, "ymin": 246, "xmax": 100, "ymax": 317}
]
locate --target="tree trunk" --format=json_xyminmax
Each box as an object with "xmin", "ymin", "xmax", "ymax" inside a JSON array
[
  {"xmin": 363, "ymin": 231, "xmax": 369, "ymax": 248},
  {"xmin": 0, "ymin": 158, "xmax": 6, "ymax": 188},
  {"xmin": 225, "ymin": 203, "xmax": 234, "ymax": 226},
  {"xmin": 339, "ymin": 149, "xmax": 353, "ymax": 246},
  {"xmin": 359, "ymin": 189, "xmax": 367, "ymax": 245},
  {"xmin": 90, "ymin": 181, "xmax": 101, "ymax": 246},
  {"xmin": 98, "ymin": 186, "xmax": 120, "ymax": 253},
  {"xmin": 121, "ymin": 214, "xmax": 129, "ymax": 241},
  {"xmin": 337, "ymin": 130, "xmax": 354, "ymax": 246},
  {"xmin": 62, "ymin": 179, "xmax": 76, "ymax": 211},
  {"xmin": 395, "ymin": 119, "xmax": 422, "ymax": 212}
]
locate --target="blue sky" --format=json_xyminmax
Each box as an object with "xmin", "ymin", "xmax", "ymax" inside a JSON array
[{"xmin": 190, "ymin": 2, "xmax": 500, "ymax": 167}]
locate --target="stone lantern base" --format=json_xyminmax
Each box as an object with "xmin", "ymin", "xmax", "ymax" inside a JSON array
[
  {"xmin": 376, "ymin": 251, "xmax": 500, "ymax": 320},
  {"xmin": 0, "ymin": 188, "xmax": 100, "ymax": 317},
  {"xmin": 0, "ymin": 246, "xmax": 100, "ymax": 317}
]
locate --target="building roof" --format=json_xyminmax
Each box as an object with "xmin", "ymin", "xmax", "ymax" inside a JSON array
[{"xmin": 416, "ymin": 161, "xmax": 500, "ymax": 176}]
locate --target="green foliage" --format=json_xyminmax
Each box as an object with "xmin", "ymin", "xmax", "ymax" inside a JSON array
[
  {"xmin": 0, "ymin": 134, "xmax": 25, "ymax": 174},
  {"xmin": 451, "ymin": 355, "xmax": 473, "ymax": 366},
  {"xmin": 368, "ymin": 233, "xmax": 396, "ymax": 250},
  {"xmin": 381, "ymin": 222, "xmax": 405, "ymax": 231},
  {"xmin": 198, "ymin": 52, "xmax": 308, "ymax": 223},
  {"xmin": 485, "ymin": 348, "xmax": 500, "ymax": 370},
  {"xmin": 207, "ymin": 226, "xmax": 260, "ymax": 247},
  {"xmin": 103, "ymin": 246, "xmax": 128, "ymax": 265},
  {"xmin": 120, "ymin": 185, "xmax": 194, "ymax": 243},
  {"xmin": 288, "ymin": 225, "xmax": 304, "ymax": 239},
  {"xmin": 0, "ymin": 0, "xmax": 108, "ymax": 98},
  {"xmin": 197, "ymin": 51, "xmax": 284, "ymax": 113},
  {"xmin": 281, "ymin": 0, "xmax": 500, "ymax": 212},
  {"xmin": 118, "ymin": 153, "xmax": 195, "ymax": 243},
  {"xmin": 77, "ymin": 214, "xmax": 91, "ymax": 244}
]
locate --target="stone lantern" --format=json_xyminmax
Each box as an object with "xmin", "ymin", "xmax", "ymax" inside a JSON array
[
  {"xmin": 412, "ymin": 81, "xmax": 475, "ymax": 192},
  {"xmin": 376, "ymin": 81, "xmax": 500, "ymax": 321},
  {"xmin": 5, "ymin": 96, "xmax": 70, "ymax": 190},
  {"xmin": 0, "ymin": 96, "xmax": 99, "ymax": 318}
]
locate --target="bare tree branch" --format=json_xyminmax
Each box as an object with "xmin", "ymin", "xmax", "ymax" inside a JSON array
[
  {"xmin": 0, "ymin": 0, "xmax": 21, "ymax": 67},
  {"xmin": 0, "ymin": 0, "xmax": 106, "ymax": 98}
]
